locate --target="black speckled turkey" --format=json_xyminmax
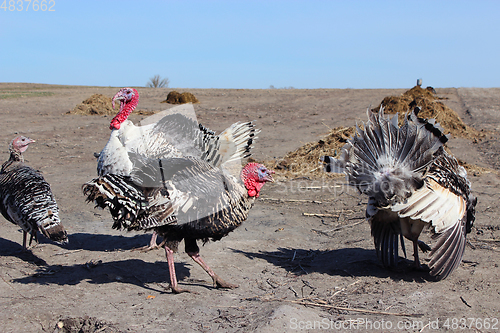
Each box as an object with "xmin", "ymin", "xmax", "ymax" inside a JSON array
[{"xmin": 0, "ymin": 136, "xmax": 68, "ymax": 249}]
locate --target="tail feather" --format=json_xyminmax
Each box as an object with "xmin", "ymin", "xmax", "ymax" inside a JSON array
[
  {"xmin": 202, "ymin": 121, "xmax": 260, "ymax": 167},
  {"xmin": 369, "ymin": 203, "xmax": 401, "ymax": 268},
  {"xmin": 428, "ymin": 215, "xmax": 467, "ymax": 280},
  {"xmin": 83, "ymin": 175, "xmax": 177, "ymax": 231},
  {"xmin": 322, "ymin": 106, "xmax": 448, "ymax": 206}
]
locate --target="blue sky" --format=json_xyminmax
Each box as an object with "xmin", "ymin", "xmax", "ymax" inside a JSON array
[{"xmin": 1, "ymin": 1, "xmax": 499, "ymax": 89}]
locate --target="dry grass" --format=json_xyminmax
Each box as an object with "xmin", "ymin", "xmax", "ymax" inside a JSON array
[
  {"xmin": 269, "ymin": 126, "xmax": 354, "ymax": 180},
  {"xmin": 67, "ymin": 94, "xmax": 118, "ymax": 116},
  {"xmin": 271, "ymin": 86, "xmax": 489, "ymax": 179},
  {"xmin": 67, "ymin": 94, "xmax": 155, "ymax": 116},
  {"xmin": 373, "ymin": 86, "xmax": 484, "ymax": 140}
]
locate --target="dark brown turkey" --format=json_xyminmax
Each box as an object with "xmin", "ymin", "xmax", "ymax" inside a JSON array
[
  {"xmin": 83, "ymin": 88, "xmax": 274, "ymax": 293},
  {"xmin": 0, "ymin": 136, "xmax": 68, "ymax": 249},
  {"xmin": 321, "ymin": 107, "xmax": 476, "ymax": 280}
]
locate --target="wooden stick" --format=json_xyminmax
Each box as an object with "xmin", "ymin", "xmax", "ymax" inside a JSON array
[
  {"xmin": 51, "ymin": 249, "xmax": 84, "ymax": 256},
  {"xmin": 1, "ymin": 274, "xmax": 28, "ymax": 299},
  {"xmin": 331, "ymin": 280, "xmax": 361, "ymax": 297},
  {"xmin": 286, "ymin": 299, "xmax": 422, "ymax": 317},
  {"xmin": 299, "ymin": 185, "xmax": 342, "ymax": 189},
  {"xmin": 261, "ymin": 198, "xmax": 333, "ymax": 204},
  {"xmin": 304, "ymin": 212, "xmax": 338, "ymax": 217}
]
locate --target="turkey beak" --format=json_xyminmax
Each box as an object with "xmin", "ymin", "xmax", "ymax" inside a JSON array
[
  {"xmin": 24, "ymin": 138, "xmax": 35, "ymax": 146},
  {"xmin": 112, "ymin": 95, "xmax": 125, "ymax": 109},
  {"xmin": 265, "ymin": 170, "xmax": 275, "ymax": 183}
]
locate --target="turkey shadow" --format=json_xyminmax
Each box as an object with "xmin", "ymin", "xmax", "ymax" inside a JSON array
[
  {"xmin": 64, "ymin": 232, "xmax": 158, "ymax": 252},
  {"xmin": 9, "ymin": 258, "xmax": 207, "ymax": 293},
  {"xmin": 0, "ymin": 237, "xmax": 48, "ymax": 266},
  {"xmin": 231, "ymin": 247, "xmax": 433, "ymax": 282}
]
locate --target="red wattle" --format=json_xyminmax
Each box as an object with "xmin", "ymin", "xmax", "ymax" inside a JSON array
[{"xmin": 109, "ymin": 88, "xmax": 139, "ymax": 130}]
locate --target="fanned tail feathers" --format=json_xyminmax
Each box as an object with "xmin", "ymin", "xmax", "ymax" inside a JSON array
[{"xmin": 322, "ymin": 106, "xmax": 448, "ymax": 206}]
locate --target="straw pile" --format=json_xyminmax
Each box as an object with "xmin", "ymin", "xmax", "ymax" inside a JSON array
[
  {"xmin": 372, "ymin": 86, "xmax": 482, "ymax": 140},
  {"xmin": 68, "ymin": 94, "xmax": 118, "ymax": 115},
  {"xmin": 272, "ymin": 86, "xmax": 488, "ymax": 179}
]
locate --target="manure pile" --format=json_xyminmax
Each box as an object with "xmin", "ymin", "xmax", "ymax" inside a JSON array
[
  {"xmin": 161, "ymin": 91, "xmax": 200, "ymax": 104},
  {"xmin": 273, "ymin": 86, "xmax": 488, "ymax": 179},
  {"xmin": 372, "ymin": 85, "xmax": 482, "ymax": 140},
  {"xmin": 68, "ymin": 94, "xmax": 154, "ymax": 116},
  {"xmin": 67, "ymin": 94, "xmax": 117, "ymax": 115}
]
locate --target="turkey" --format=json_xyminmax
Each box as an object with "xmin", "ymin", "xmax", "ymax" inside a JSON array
[
  {"xmin": 94, "ymin": 87, "xmax": 257, "ymax": 250},
  {"xmin": 83, "ymin": 87, "xmax": 274, "ymax": 292},
  {"xmin": 321, "ymin": 107, "xmax": 477, "ymax": 280},
  {"xmin": 0, "ymin": 136, "xmax": 68, "ymax": 250}
]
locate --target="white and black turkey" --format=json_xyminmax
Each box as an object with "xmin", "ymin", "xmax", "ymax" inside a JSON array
[
  {"xmin": 321, "ymin": 107, "xmax": 476, "ymax": 280},
  {"xmin": 84, "ymin": 88, "xmax": 274, "ymax": 292},
  {"xmin": 94, "ymin": 88, "xmax": 259, "ymax": 249},
  {"xmin": 0, "ymin": 136, "xmax": 68, "ymax": 249}
]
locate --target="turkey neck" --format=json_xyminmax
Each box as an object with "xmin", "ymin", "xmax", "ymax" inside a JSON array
[
  {"xmin": 2, "ymin": 148, "xmax": 23, "ymax": 172},
  {"xmin": 110, "ymin": 95, "xmax": 139, "ymax": 128}
]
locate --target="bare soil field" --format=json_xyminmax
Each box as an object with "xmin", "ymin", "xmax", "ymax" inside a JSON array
[{"xmin": 0, "ymin": 83, "xmax": 499, "ymax": 332}]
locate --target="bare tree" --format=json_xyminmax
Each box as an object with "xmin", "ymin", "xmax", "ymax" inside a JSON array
[{"xmin": 146, "ymin": 75, "xmax": 169, "ymax": 88}]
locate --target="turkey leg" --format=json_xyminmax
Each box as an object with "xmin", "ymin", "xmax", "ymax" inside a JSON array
[
  {"xmin": 187, "ymin": 251, "xmax": 239, "ymax": 289},
  {"xmin": 164, "ymin": 245, "xmax": 191, "ymax": 293}
]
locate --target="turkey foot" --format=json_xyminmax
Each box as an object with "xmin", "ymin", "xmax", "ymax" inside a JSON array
[
  {"xmin": 132, "ymin": 232, "xmax": 165, "ymax": 252},
  {"xmin": 187, "ymin": 252, "xmax": 239, "ymax": 289},
  {"xmin": 211, "ymin": 273, "xmax": 239, "ymax": 289},
  {"xmin": 170, "ymin": 285, "xmax": 195, "ymax": 294}
]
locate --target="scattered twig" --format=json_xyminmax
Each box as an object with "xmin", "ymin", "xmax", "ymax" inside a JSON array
[
  {"xmin": 51, "ymin": 249, "xmax": 84, "ymax": 256},
  {"xmin": 476, "ymin": 238, "xmax": 500, "ymax": 243},
  {"xmin": 420, "ymin": 321, "xmax": 431, "ymax": 332},
  {"xmin": 298, "ymin": 264, "xmax": 308, "ymax": 275},
  {"xmin": 261, "ymin": 198, "xmax": 333, "ymax": 204},
  {"xmin": 285, "ymin": 299, "xmax": 423, "ymax": 317},
  {"xmin": 289, "ymin": 286, "xmax": 298, "ymax": 297},
  {"xmin": 299, "ymin": 185, "xmax": 342, "ymax": 190},
  {"xmin": 308, "ymin": 166, "xmax": 321, "ymax": 173},
  {"xmin": 460, "ymin": 296, "xmax": 472, "ymax": 308},
  {"xmin": 311, "ymin": 220, "xmax": 365, "ymax": 236},
  {"xmin": 1, "ymin": 274, "xmax": 28, "ymax": 299},
  {"xmin": 331, "ymin": 280, "xmax": 361, "ymax": 297},
  {"xmin": 304, "ymin": 212, "xmax": 338, "ymax": 218}
]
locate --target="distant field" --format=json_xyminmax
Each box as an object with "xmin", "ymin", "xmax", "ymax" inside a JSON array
[{"xmin": 0, "ymin": 91, "xmax": 55, "ymax": 99}]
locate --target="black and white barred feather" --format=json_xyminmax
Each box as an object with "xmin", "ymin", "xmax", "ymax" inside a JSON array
[
  {"xmin": 84, "ymin": 115, "xmax": 259, "ymax": 241},
  {"xmin": 0, "ymin": 139, "xmax": 67, "ymax": 248},
  {"xmin": 321, "ymin": 107, "xmax": 476, "ymax": 280}
]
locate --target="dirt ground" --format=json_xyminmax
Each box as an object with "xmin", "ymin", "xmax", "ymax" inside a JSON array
[{"xmin": 0, "ymin": 83, "xmax": 499, "ymax": 332}]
